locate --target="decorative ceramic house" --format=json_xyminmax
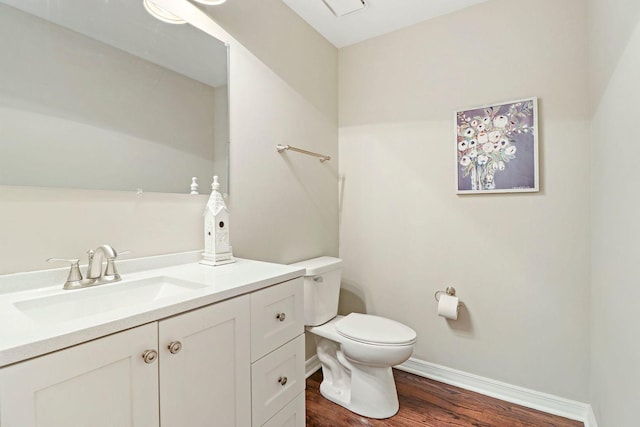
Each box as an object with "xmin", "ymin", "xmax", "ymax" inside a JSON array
[{"xmin": 200, "ymin": 176, "xmax": 235, "ymax": 266}]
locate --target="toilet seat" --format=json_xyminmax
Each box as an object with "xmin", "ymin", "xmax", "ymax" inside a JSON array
[{"xmin": 335, "ymin": 313, "xmax": 417, "ymax": 346}]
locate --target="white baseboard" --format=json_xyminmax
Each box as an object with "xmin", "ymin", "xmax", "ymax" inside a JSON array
[
  {"xmin": 305, "ymin": 354, "xmax": 321, "ymax": 378},
  {"xmin": 398, "ymin": 358, "xmax": 593, "ymax": 425},
  {"xmin": 585, "ymin": 405, "xmax": 598, "ymax": 427},
  {"xmin": 306, "ymin": 355, "xmax": 597, "ymax": 426}
]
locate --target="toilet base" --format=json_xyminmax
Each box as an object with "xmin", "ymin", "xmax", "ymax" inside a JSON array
[
  {"xmin": 315, "ymin": 337, "xmax": 400, "ymax": 419},
  {"xmin": 319, "ymin": 364, "xmax": 399, "ymax": 419}
]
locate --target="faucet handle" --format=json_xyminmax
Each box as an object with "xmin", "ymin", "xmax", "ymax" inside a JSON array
[
  {"xmin": 47, "ymin": 258, "xmax": 85, "ymax": 289},
  {"xmin": 102, "ymin": 250, "xmax": 129, "ymax": 283},
  {"xmin": 103, "ymin": 259, "xmax": 121, "ymax": 283}
]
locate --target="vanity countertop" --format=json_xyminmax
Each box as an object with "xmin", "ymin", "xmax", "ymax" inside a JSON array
[{"xmin": 0, "ymin": 255, "xmax": 304, "ymax": 367}]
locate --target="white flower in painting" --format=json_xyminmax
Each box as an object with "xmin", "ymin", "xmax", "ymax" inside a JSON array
[
  {"xmin": 464, "ymin": 128, "xmax": 475, "ymax": 138},
  {"xmin": 494, "ymin": 115, "xmax": 508, "ymax": 128},
  {"xmin": 499, "ymin": 138, "xmax": 509, "ymax": 148},
  {"xmin": 477, "ymin": 155, "xmax": 488, "ymax": 165},
  {"xmin": 468, "ymin": 139, "xmax": 478, "ymax": 148},
  {"xmin": 482, "ymin": 143, "xmax": 494, "ymax": 153},
  {"xmin": 491, "ymin": 162, "xmax": 499, "ymax": 171},
  {"xmin": 482, "ymin": 116, "xmax": 491, "ymax": 125},
  {"xmin": 498, "ymin": 161, "xmax": 506, "ymax": 171},
  {"xmin": 477, "ymin": 132, "xmax": 488, "ymax": 144},
  {"xmin": 458, "ymin": 140, "xmax": 469, "ymax": 151},
  {"xmin": 471, "ymin": 120, "xmax": 479, "ymax": 128},
  {"xmin": 488, "ymin": 131, "xmax": 501, "ymax": 143},
  {"xmin": 460, "ymin": 156, "xmax": 471, "ymax": 166},
  {"xmin": 477, "ymin": 123, "xmax": 486, "ymax": 132},
  {"xmin": 505, "ymin": 145, "xmax": 517, "ymax": 155},
  {"xmin": 468, "ymin": 149, "xmax": 478, "ymax": 158},
  {"xmin": 486, "ymin": 174, "xmax": 494, "ymax": 183},
  {"xmin": 493, "ymin": 143, "xmax": 500, "ymax": 151}
]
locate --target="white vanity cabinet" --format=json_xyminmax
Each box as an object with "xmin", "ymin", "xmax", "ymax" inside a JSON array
[
  {"xmin": 0, "ymin": 323, "xmax": 160, "ymax": 427},
  {"xmin": 250, "ymin": 278, "xmax": 306, "ymax": 427},
  {"xmin": 0, "ymin": 264, "xmax": 305, "ymax": 427},
  {"xmin": 0, "ymin": 296, "xmax": 251, "ymax": 427}
]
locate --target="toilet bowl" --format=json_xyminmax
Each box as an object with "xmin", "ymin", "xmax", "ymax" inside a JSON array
[{"xmin": 292, "ymin": 257, "xmax": 417, "ymax": 419}]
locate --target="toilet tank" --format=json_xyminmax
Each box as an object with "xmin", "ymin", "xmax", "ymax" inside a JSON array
[{"xmin": 290, "ymin": 256, "xmax": 342, "ymax": 326}]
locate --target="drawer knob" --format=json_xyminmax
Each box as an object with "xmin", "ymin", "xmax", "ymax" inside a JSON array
[
  {"xmin": 168, "ymin": 341, "xmax": 182, "ymax": 354},
  {"xmin": 278, "ymin": 376, "xmax": 288, "ymax": 386},
  {"xmin": 142, "ymin": 349, "xmax": 158, "ymax": 364},
  {"xmin": 276, "ymin": 312, "xmax": 286, "ymax": 322}
]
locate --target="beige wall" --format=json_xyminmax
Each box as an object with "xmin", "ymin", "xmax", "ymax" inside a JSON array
[
  {"xmin": 588, "ymin": 0, "xmax": 640, "ymax": 425},
  {"xmin": 339, "ymin": 0, "xmax": 590, "ymax": 401},
  {"xmin": 587, "ymin": 0, "xmax": 640, "ymax": 111},
  {"xmin": 0, "ymin": 0, "xmax": 338, "ymax": 275},
  {"xmin": 228, "ymin": 43, "xmax": 339, "ymax": 264},
  {"xmin": 204, "ymin": 0, "xmax": 338, "ymax": 125}
]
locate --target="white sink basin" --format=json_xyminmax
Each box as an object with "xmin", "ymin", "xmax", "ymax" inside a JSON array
[{"xmin": 14, "ymin": 277, "xmax": 206, "ymax": 324}]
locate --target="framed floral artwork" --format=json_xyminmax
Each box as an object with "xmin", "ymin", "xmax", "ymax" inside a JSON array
[{"xmin": 455, "ymin": 97, "xmax": 539, "ymax": 194}]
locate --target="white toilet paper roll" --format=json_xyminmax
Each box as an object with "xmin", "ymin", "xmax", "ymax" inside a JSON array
[{"xmin": 437, "ymin": 294, "xmax": 459, "ymax": 320}]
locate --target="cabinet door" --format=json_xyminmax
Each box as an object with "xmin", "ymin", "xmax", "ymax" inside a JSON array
[
  {"xmin": 159, "ymin": 295, "xmax": 251, "ymax": 427},
  {"xmin": 0, "ymin": 323, "xmax": 159, "ymax": 427}
]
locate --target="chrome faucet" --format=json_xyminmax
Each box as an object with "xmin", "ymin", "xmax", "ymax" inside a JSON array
[
  {"xmin": 86, "ymin": 244, "xmax": 123, "ymax": 283},
  {"xmin": 48, "ymin": 245, "xmax": 127, "ymax": 290}
]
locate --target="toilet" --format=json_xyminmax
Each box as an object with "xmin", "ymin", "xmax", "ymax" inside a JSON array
[{"xmin": 292, "ymin": 256, "xmax": 417, "ymax": 419}]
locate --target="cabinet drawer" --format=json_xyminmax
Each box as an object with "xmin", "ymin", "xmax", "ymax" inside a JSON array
[
  {"xmin": 251, "ymin": 277, "xmax": 303, "ymax": 361},
  {"xmin": 261, "ymin": 392, "xmax": 305, "ymax": 427},
  {"xmin": 251, "ymin": 335, "xmax": 305, "ymax": 427}
]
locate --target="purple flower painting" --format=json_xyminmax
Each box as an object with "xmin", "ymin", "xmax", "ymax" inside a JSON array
[{"xmin": 455, "ymin": 98, "xmax": 538, "ymax": 193}]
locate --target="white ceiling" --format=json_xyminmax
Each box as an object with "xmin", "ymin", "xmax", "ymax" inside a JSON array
[{"xmin": 282, "ymin": 0, "xmax": 488, "ymax": 48}]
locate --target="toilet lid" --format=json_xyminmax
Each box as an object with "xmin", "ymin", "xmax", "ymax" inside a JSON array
[{"xmin": 335, "ymin": 313, "xmax": 417, "ymax": 345}]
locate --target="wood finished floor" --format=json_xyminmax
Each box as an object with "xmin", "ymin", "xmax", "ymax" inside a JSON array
[{"xmin": 305, "ymin": 370, "xmax": 584, "ymax": 427}]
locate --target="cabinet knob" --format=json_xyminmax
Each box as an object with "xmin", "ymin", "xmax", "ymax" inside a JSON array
[
  {"xmin": 142, "ymin": 349, "xmax": 158, "ymax": 364},
  {"xmin": 278, "ymin": 376, "xmax": 288, "ymax": 386},
  {"xmin": 168, "ymin": 341, "xmax": 182, "ymax": 355},
  {"xmin": 276, "ymin": 312, "xmax": 286, "ymax": 322}
]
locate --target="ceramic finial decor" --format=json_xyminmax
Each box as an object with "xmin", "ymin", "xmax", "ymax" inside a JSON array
[
  {"xmin": 190, "ymin": 177, "xmax": 199, "ymax": 195},
  {"xmin": 200, "ymin": 175, "xmax": 235, "ymax": 266}
]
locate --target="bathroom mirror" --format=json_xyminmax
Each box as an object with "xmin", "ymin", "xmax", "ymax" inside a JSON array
[{"xmin": 0, "ymin": 0, "xmax": 229, "ymax": 194}]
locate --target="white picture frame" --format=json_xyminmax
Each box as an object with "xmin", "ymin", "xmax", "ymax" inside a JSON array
[{"xmin": 455, "ymin": 97, "xmax": 539, "ymax": 194}]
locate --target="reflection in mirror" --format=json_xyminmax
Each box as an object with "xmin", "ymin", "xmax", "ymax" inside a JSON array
[{"xmin": 0, "ymin": 0, "xmax": 229, "ymax": 194}]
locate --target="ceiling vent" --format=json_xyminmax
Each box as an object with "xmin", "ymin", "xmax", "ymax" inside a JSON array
[{"xmin": 321, "ymin": 0, "xmax": 366, "ymax": 17}]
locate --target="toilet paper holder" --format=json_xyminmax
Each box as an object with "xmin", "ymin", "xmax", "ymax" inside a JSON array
[{"xmin": 434, "ymin": 286, "xmax": 457, "ymax": 303}]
